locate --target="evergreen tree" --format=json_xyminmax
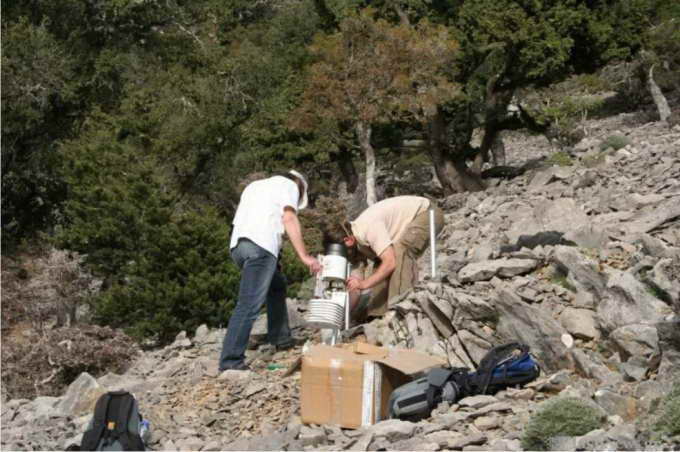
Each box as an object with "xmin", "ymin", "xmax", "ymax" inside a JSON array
[{"xmin": 428, "ymin": 0, "xmax": 656, "ymax": 192}]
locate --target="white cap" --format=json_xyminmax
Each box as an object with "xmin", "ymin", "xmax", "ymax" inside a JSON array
[{"xmin": 288, "ymin": 170, "xmax": 309, "ymax": 210}]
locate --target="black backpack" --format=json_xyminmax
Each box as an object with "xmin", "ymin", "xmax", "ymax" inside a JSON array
[
  {"xmin": 388, "ymin": 342, "xmax": 540, "ymax": 420},
  {"xmin": 388, "ymin": 366, "xmax": 473, "ymax": 420},
  {"xmin": 80, "ymin": 391, "xmax": 146, "ymax": 451}
]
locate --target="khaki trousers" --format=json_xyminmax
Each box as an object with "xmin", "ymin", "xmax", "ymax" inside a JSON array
[{"xmin": 366, "ymin": 205, "xmax": 444, "ymax": 317}]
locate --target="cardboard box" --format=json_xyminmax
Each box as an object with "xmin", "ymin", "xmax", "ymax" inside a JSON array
[{"xmin": 300, "ymin": 342, "xmax": 445, "ymax": 429}]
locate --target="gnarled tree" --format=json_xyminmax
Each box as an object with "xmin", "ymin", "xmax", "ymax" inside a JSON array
[
  {"xmin": 427, "ymin": 0, "xmax": 654, "ymax": 193},
  {"xmin": 291, "ymin": 8, "xmax": 459, "ymax": 204}
]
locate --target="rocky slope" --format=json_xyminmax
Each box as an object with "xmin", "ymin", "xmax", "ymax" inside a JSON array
[{"xmin": 2, "ymin": 112, "xmax": 679, "ymax": 451}]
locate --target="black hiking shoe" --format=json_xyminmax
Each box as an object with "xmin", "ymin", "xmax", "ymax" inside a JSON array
[
  {"xmin": 220, "ymin": 362, "xmax": 250, "ymax": 372},
  {"xmin": 275, "ymin": 341, "xmax": 295, "ymax": 352}
]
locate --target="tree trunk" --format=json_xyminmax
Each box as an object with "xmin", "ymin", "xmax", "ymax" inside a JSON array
[
  {"xmin": 491, "ymin": 132, "xmax": 506, "ymax": 166},
  {"xmin": 356, "ymin": 121, "xmax": 377, "ymax": 205},
  {"xmin": 393, "ymin": 3, "xmax": 410, "ymax": 25},
  {"xmin": 648, "ymin": 65, "xmax": 671, "ymax": 123},
  {"xmin": 451, "ymin": 152, "xmax": 486, "ymax": 192},
  {"xmin": 472, "ymin": 125, "xmax": 496, "ymax": 174},
  {"xmin": 426, "ymin": 110, "xmax": 485, "ymax": 193},
  {"xmin": 473, "ymin": 80, "xmax": 513, "ymax": 173},
  {"xmin": 332, "ymin": 148, "xmax": 359, "ymax": 193},
  {"xmin": 473, "ymin": 126, "xmax": 506, "ymax": 170},
  {"xmin": 427, "ymin": 110, "xmax": 459, "ymax": 194}
]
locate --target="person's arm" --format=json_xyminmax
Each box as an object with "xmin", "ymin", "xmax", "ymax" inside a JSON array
[
  {"xmin": 347, "ymin": 245, "xmax": 396, "ymax": 291},
  {"xmin": 282, "ymin": 206, "xmax": 321, "ymax": 273}
]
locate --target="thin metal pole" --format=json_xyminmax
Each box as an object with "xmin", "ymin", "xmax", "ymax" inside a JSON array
[
  {"xmin": 429, "ymin": 208, "xmax": 436, "ymax": 279},
  {"xmin": 345, "ymin": 262, "xmax": 351, "ymax": 332}
]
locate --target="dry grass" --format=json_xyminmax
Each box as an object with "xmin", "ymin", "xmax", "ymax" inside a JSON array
[
  {"xmin": 2, "ymin": 246, "xmax": 101, "ymax": 333},
  {"xmin": 1, "ymin": 245, "xmax": 136, "ymax": 400}
]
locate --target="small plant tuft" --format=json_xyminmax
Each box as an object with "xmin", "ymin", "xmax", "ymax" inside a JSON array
[
  {"xmin": 521, "ymin": 397, "xmax": 605, "ymax": 451},
  {"xmin": 547, "ymin": 151, "xmax": 574, "ymax": 167},
  {"xmin": 646, "ymin": 284, "xmax": 671, "ymax": 302},
  {"xmin": 581, "ymin": 152, "xmax": 606, "ymax": 168},
  {"xmin": 599, "ymin": 134, "xmax": 631, "ymax": 151},
  {"xmin": 550, "ymin": 270, "xmax": 577, "ymax": 293},
  {"xmin": 653, "ymin": 380, "xmax": 680, "ymax": 437}
]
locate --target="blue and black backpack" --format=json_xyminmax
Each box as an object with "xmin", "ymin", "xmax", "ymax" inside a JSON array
[
  {"xmin": 470, "ymin": 342, "xmax": 541, "ymax": 395},
  {"xmin": 389, "ymin": 342, "xmax": 540, "ymax": 420}
]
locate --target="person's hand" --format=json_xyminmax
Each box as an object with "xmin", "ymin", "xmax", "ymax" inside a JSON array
[
  {"xmin": 346, "ymin": 275, "xmax": 364, "ymax": 292},
  {"xmin": 302, "ymin": 255, "xmax": 322, "ymax": 274}
]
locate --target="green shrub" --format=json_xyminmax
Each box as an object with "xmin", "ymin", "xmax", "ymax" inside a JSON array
[
  {"xmin": 280, "ymin": 242, "xmax": 313, "ymax": 298},
  {"xmin": 521, "ymin": 397, "xmax": 605, "ymax": 451},
  {"xmin": 90, "ymin": 209, "xmax": 239, "ymax": 345},
  {"xmin": 573, "ymin": 74, "xmax": 613, "ymax": 94},
  {"xmin": 653, "ymin": 381, "xmax": 680, "ymax": 437},
  {"xmin": 1, "ymin": 18, "xmax": 76, "ymax": 248},
  {"xmin": 581, "ymin": 152, "xmax": 606, "ymax": 168},
  {"xmin": 547, "ymin": 151, "xmax": 574, "ymax": 167},
  {"xmin": 600, "ymin": 134, "xmax": 631, "ymax": 151},
  {"xmin": 551, "ymin": 272, "xmax": 577, "ymax": 293},
  {"xmin": 58, "ymin": 135, "xmax": 241, "ymax": 344},
  {"xmin": 393, "ymin": 152, "xmax": 431, "ymax": 175}
]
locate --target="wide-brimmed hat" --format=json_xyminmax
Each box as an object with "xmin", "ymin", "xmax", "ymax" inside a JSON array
[{"xmin": 288, "ymin": 170, "xmax": 308, "ymax": 210}]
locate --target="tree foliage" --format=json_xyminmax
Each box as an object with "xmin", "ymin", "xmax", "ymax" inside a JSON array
[
  {"xmin": 428, "ymin": 0, "xmax": 656, "ymax": 193},
  {"xmin": 56, "ymin": 118, "xmax": 240, "ymax": 343},
  {"xmin": 90, "ymin": 209, "xmax": 238, "ymax": 344},
  {"xmin": 292, "ymin": 9, "xmax": 459, "ymax": 203},
  {"xmin": 1, "ymin": 18, "xmax": 75, "ymax": 245}
]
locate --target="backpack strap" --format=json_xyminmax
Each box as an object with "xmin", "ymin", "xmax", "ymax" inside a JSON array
[
  {"xmin": 425, "ymin": 368, "xmax": 454, "ymax": 409},
  {"xmin": 107, "ymin": 392, "xmax": 145, "ymax": 451},
  {"xmin": 473, "ymin": 343, "xmax": 528, "ymax": 394},
  {"xmin": 81, "ymin": 393, "xmax": 112, "ymax": 451},
  {"xmin": 115, "ymin": 394, "xmax": 146, "ymax": 451}
]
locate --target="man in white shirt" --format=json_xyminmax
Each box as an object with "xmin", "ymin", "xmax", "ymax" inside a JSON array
[{"xmin": 219, "ymin": 170, "xmax": 321, "ymax": 371}]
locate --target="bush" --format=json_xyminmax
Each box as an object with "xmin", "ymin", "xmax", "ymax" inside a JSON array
[
  {"xmin": 547, "ymin": 151, "xmax": 574, "ymax": 167},
  {"xmin": 280, "ymin": 243, "xmax": 313, "ymax": 298},
  {"xmin": 573, "ymin": 73, "xmax": 613, "ymax": 94},
  {"xmin": 1, "ymin": 325, "xmax": 138, "ymax": 399},
  {"xmin": 581, "ymin": 152, "xmax": 606, "ymax": 168},
  {"xmin": 653, "ymin": 380, "xmax": 680, "ymax": 437},
  {"xmin": 90, "ymin": 209, "xmax": 239, "ymax": 345},
  {"xmin": 58, "ymin": 132, "xmax": 243, "ymax": 344},
  {"xmin": 600, "ymin": 134, "xmax": 631, "ymax": 151},
  {"xmin": 1, "ymin": 18, "xmax": 75, "ymax": 248},
  {"xmin": 521, "ymin": 397, "xmax": 605, "ymax": 451}
]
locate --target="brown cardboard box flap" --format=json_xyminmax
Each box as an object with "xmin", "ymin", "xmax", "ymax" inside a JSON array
[
  {"xmin": 376, "ymin": 348, "xmax": 446, "ymax": 375},
  {"xmin": 349, "ymin": 342, "xmax": 388, "ymax": 358},
  {"xmin": 306, "ymin": 343, "xmax": 445, "ymax": 373}
]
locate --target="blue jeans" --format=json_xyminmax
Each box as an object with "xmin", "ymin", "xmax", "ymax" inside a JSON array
[{"xmin": 219, "ymin": 239, "xmax": 292, "ymax": 370}]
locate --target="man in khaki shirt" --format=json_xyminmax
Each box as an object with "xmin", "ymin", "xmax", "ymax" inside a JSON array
[{"xmin": 336, "ymin": 196, "xmax": 444, "ymax": 319}]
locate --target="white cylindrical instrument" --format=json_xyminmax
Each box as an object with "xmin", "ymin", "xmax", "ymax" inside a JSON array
[{"xmin": 322, "ymin": 254, "xmax": 348, "ymax": 281}]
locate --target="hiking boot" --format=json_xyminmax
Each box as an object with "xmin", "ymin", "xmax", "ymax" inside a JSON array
[
  {"xmin": 275, "ymin": 341, "xmax": 295, "ymax": 352},
  {"xmin": 275, "ymin": 335, "xmax": 306, "ymax": 351},
  {"xmin": 220, "ymin": 362, "xmax": 250, "ymax": 372}
]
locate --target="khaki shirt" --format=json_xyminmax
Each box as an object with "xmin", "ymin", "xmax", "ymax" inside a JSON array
[{"xmin": 350, "ymin": 196, "xmax": 430, "ymax": 258}]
